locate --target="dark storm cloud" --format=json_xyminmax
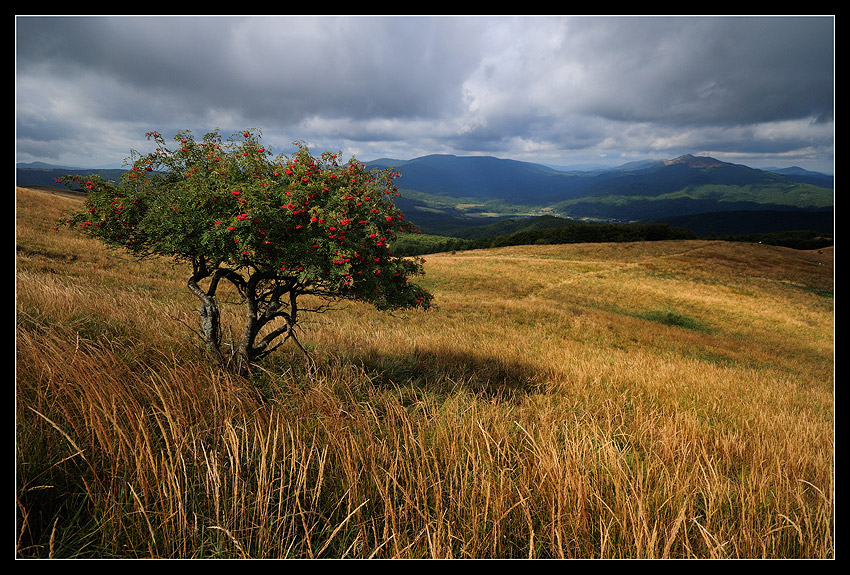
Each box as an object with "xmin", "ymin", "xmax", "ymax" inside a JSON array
[
  {"xmin": 554, "ymin": 17, "xmax": 833, "ymax": 126},
  {"xmin": 15, "ymin": 15, "xmax": 834, "ymax": 172},
  {"xmin": 17, "ymin": 16, "xmax": 480, "ymax": 121}
]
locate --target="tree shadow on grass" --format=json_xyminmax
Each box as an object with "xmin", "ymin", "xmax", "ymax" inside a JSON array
[{"xmin": 336, "ymin": 346, "xmax": 545, "ymax": 400}]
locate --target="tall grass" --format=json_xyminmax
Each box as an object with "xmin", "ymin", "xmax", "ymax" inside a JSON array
[{"xmin": 16, "ymin": 187, "xmax": 834, "ymax": 558}]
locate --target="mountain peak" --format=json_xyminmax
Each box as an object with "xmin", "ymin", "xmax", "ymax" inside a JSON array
[{"xmin": 664, "ymin": 154, "xmax": 727, "ymax": 169}]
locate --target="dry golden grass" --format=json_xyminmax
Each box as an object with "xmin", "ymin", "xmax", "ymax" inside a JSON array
[{"xmin": 16, "ymin": 186, "xmax": 834, "ymax": 558}]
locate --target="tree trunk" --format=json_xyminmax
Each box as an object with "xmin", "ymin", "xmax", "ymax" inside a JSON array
[
  {"xmin": 187, "ymin": 265, "xmax": 226, "ymax": 369},
  {"xmin": 187, "ymin": 262, "xmax": 315, "ymax": 379}
]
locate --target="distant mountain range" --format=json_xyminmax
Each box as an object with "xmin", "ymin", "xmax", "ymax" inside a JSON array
[
  {"xmin": 362, "ymin": 153, "xmax": 833, "ymax": 236},
  {"xmin": 17, "ymin": 153, "xmax": 834, "ymax": 238},
  {"xmin": 16, "ymin": 164, "xmax": 129, "ymax": 189},
  {"xmin": 365, "ymin": 152, "xmax": 833, "ymax": 204}
]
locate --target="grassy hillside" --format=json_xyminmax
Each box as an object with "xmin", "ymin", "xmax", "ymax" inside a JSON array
[{"xmin": 16, "ymin": 186, "xmax": 834, "ymax": 558}]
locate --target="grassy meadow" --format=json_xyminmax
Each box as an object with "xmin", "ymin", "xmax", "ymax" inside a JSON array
[{"xmin": 16, "ymin": 186, "xmax": 834, "ymax": 558}]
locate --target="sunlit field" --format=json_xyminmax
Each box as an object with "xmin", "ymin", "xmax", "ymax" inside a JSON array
[{"xmin": 16, "ymin": 186, "xmax": 834, "ymax": 558}]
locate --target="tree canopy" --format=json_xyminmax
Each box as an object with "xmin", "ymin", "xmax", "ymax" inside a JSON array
[{"xmin": 58, "ymin": 129, "xmax": 432, "ymax": 376}]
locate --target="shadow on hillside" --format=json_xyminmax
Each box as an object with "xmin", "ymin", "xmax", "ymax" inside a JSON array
[{"xmin": 335, "ymin": 347, "xmax": 545, "ymax": 399}]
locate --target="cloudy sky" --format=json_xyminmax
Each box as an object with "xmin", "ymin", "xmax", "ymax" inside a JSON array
[{"xmin": 15, "ymin": 15, "xmax": 835, "ymax": 174}]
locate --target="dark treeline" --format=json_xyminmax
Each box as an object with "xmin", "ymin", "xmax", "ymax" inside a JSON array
[
  {"xmin": 394, "ymin": 222, "xmax": 834, "ymax": 256},
  {"xmin": 704, "ymin": 229, "xmax": 834, "ymax": 251},
  {"xmin": 394, "ymin": 222, "xmax": 697, "ymax": 256}
]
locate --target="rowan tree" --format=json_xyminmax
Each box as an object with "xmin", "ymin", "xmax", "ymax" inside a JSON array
[{"xmin": 57, "ymin": 129, "xmax": 432, "ymax": 377}]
